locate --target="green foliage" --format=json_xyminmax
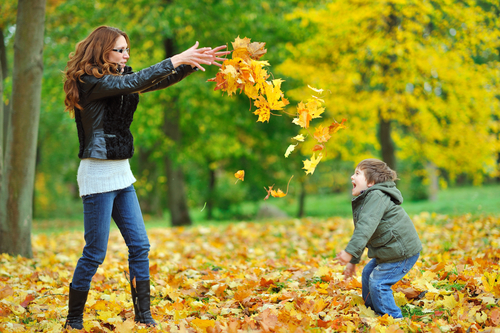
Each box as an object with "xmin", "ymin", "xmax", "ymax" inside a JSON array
[{"xmin": 3, "ymin": 0, "xmax": 499, "ymax": 221}]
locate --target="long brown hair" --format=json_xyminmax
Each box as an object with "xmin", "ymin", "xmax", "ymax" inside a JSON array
[{"xmin": 63, "ymin": 26, "xmax": 130, "ymax": 113}]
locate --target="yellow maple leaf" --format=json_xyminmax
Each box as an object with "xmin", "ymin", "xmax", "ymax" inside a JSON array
[
  {"xmin": 234, "ymin": 170, "xmax": 245, "ymax": 183},
  {"xmin": 293, "ymin": 101, "xmax": 312, "ymax": 128},
  {"xmin": 263, "ymin": 175, "xmax": 294, "ymax": 200},
  {"xmin": 306, "ymin": 98, "xmax": 325, "ymax": 119},
  {"xmin": 263, "ymin": 79, "xmax": 289, "ymax": 111},
  {"xmin": 231, "ymin": 36, "xmax": 251, "ymax": 50},
  {"xmin": 271, "ymin": 188, "xmax": 286, "ymax": 198},
  {"xmin": 303, "ymin": 153, "xmax": 323, "ymax": 175},
  {"xmin": 191, "ymin": 318, "xmax": 216, "ymax": 332},
  {"xmin": 114, "ymin": 318, "xmax": 136, "ymax": 333},
  {"xmin": 253, "ymin": 96, "xmax": 271, "ymax": 122}
]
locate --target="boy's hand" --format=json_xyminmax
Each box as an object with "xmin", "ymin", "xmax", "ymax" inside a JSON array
[
  {"xmin": 344, "ymin": 263, "xmax": 356, "ymax": 280},
  {"xmin": 335, "ymin": 250, "xmax": 353, "ymax": 266}
]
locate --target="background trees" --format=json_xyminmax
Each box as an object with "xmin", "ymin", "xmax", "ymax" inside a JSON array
[
  {"xmin": 278, "ymin": 0, "xmax": 500, "ymax": 200},
  {"xmin": 0, "ymin": 0, "xmax": 499, "ymax": 256}
]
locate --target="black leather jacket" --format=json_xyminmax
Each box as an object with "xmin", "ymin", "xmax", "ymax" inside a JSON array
[{"xmin": 75, "ymin": 59, "xmax": 195, "ymax": 160}]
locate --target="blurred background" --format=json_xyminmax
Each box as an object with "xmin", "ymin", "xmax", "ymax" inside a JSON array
[{"xmin": 1, "ymin": 0, "xmax": 499, "ymax": 228}]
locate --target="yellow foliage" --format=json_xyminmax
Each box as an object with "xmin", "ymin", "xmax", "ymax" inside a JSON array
[{"xmin": 278, "ymin": 0, "xmax": 500, "ymax": 180}]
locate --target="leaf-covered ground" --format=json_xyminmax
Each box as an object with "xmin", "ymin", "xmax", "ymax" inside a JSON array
[{"xmin": 1, "ymin": 213, "xmax": 500, "ymax": 332}]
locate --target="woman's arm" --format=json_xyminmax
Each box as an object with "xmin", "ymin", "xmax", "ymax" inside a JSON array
[
  {"xmin": 139, "ymin": 64, "xmax": 196, "ymax": 93},
  {"xmin": 80, "ymin": 58, "xmax": 178, "ymax": 102},
  {"xmin": 80, "ymin": 43, "xmax": 229, "ymax": 102}
]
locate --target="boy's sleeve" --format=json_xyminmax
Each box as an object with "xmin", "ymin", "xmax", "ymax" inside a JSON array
[{"xmin": 345, "ymin": 191, "xmax": 388, "ymax": 264}]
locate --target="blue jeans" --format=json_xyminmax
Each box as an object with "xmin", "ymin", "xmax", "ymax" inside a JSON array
[
  {"xmin": 71, "ymin": 185, "xmax": 151, "ymax": 291},
  {"xmin": 362, "ymin": 253, "xmax": 419, "ymax": 318}
]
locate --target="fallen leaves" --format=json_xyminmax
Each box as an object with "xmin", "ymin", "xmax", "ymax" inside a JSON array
[{"xmin": 2, "ymin": 213, "xmax": 500, "ymax": 332}]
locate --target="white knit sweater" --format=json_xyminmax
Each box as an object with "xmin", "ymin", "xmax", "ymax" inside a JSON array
[{"xmin": 77, "ymin": 158, "xmax": 136, "ymax": 197}]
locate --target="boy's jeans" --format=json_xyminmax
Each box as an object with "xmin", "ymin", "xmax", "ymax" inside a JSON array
[
  {"xmin": 362, "ymin": 253, "xmax": 419, "ymax": 318},
  {"xmin": 71, "ymin": 185, "xmax": 151, "ymax": 291}
]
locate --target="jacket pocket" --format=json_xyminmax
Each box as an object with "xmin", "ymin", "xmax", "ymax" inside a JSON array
[{"xmin": 370, "ymin": 229, "xmax": 393, "ymax": 248}]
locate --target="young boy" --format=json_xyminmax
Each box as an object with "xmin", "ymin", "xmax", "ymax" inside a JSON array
[{"xmin": 335, "ymin": 159, "xmax": 422, "ymax": 318}]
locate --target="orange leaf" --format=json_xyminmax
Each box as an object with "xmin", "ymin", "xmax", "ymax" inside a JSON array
[
  {"xmin": 328, "ymin": 119, "xmax": 347, "ymax": 134},
  {"xmin": 491, "ymin": 308, "xmax": 500, "ymax": 326},
  {"xmin": 0, "ymin": 286, "xmax": 14, "ymax": 300},
  {"xmin": 263, "ymin": 185, "xmax": 274, "ymax": 200},
  {"xmin": 312, "ymin": 144, "xmax": 324, "ymax": 152},
  {"xmin": 20, "ymin": 294, "xmax": 35, "ymax": 308},
  {"xmin": 313, "ymin": 125, "xmax": 331, "ymax": 143}
]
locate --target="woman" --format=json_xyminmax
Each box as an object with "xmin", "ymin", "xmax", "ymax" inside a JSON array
[{"xmin": 62, "ymin": 26, "xmax": 229, "ymax": 329}]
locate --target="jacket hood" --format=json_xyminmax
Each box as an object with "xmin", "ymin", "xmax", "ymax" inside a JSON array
[{"xmin": 364, "ymin": 181, "xmax": 403, "ymax": 204}]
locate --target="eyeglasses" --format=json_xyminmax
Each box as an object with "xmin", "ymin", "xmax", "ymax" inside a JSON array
[{"xmin": 112, "ymin": 48, "xmax": 130, "ymax": 54}]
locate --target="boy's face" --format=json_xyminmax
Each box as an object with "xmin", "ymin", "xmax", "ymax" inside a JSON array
[{"xmin": 351, "ymin": 168, "xmax": 373, "ymax": 196}]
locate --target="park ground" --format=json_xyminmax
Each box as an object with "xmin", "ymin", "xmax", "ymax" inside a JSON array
[{"xmin": 1, "ymin": 185, "xmax": 500, "ymax": 332}]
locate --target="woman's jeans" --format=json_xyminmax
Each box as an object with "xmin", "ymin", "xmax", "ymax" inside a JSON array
[
  {"xmin": 362, "ymin": 253, "xmax": 419, "ymax": 318},
  {"xmin": 71, "ymin": 185, "xmax": 151, "ymax": 291}
]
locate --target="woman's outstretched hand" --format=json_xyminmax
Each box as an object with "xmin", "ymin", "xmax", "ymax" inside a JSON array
[
  {"xmin": 171, "ymin": 42, "xmax": 230, "ymax": 71},
  {"xmin": 204, "ymin": 45, "xmax": 231, "ymax": 68}
]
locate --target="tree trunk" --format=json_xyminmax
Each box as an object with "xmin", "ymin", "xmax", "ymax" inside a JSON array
[
  {"xmin": 427, "ymin": 162, "xmax": 439, "ymax": 201},
  {"xmin": 379, "ymin": 114, "xmax": 396, "ymax": 171},
  {"xmin": 0, "ymin": 36, "xmax": 4, "ymax": 208},
  {"xmin": 162, "ymin": 37, "xmax": 192, "ymax": 227},
  {"xmin": 206, "ymin": 168, "xmax": 215, "ymax": 220},
  {"xmin": 297, "ymin": 179, "xmax": 306, "ymax": 218},
  {"xmin": 137, "ymin": 148, "xmax": 163, "ymax": 216},
  {"xmin": 0, "ymin": 0, "xmax": 46, "ymax": 257}
]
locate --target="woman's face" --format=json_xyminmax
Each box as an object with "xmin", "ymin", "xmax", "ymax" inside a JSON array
[{"xmin": 108, "ymin": 35, "xmax": 129, "ymax": 71}]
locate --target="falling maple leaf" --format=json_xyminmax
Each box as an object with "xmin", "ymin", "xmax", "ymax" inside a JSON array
[
  {"xmin": 313, "ymin": 124, "xmax": 331, "ymax": 143},
  {"xmin": 308, "ymin": 85, "xmax": 324, "ymax": 94},
  {"xmin": 329, "ymin": 118, "xmax": 347, "ymax": 134},
  {"xmin": 284, "ymin": 144, "xmax": 297, "ymax": 158},
  {"xmin": 303, "ymin": 153, "xmax": 323, "ymax": 175},
  {"xmin": 271, "ymin": 188, "xmax": 286, "ymax": 198},
  {"xmin": 263, "ymin": 175, "xmax": 294, "ymax": 200},
  {"xmin": 234, "ymin": 170, "xmax": 245, "ymax": 183},
  {"xmin": 312, "ymin": 144, "xmax": 324, "ymax": 152}
]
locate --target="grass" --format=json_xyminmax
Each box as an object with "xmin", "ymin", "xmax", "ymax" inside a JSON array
[{"xmin": 32, "ymin": 183, "xmax": 500, "ymax": 234}]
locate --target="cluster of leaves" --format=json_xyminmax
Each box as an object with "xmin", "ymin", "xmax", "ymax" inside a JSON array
[
  {"xmin": 1, "ymin": 214, "xmax": 500, "ymax": 332},
  {"xmin": 210, "ymin": 37, "xmax": 347, "ymax": 200}
]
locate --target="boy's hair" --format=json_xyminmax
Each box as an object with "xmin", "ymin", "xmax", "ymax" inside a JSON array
[{"xmin": 357, "ymin": 159, "xmax": 398, "ymax": 184}]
